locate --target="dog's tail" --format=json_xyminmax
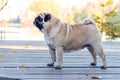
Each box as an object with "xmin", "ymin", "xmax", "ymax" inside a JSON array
[{"xmin": 81, "ymin": 18, "xmax": 96, "ymax": 26}]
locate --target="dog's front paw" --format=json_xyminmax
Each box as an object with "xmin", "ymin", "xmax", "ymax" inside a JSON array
[
  {"xmin": 47, "ymin": 63, "xmax": 54, "ymax": 67},
  {"xmin": 91, "ymin": 62, "xmax": 96, "ymax": 66},
  {"xmin": 55, "ymin": 66, "xmax": 62, "ymax": 69}
]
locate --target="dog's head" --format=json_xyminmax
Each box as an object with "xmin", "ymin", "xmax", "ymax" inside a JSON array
[{"xmin": 33, "ymin": 13, "xmax": 51, "ymax": 32}]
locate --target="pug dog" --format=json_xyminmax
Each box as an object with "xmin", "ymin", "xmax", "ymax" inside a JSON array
[{"xmin": 33, "ymin": 13, "xmax": 106, "ymax": 69}]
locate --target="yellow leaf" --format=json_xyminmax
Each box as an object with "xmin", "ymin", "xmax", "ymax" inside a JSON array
[
  {"xmin": 12, "ymin": 49, "xmax": 16, "ymax": 53},
  {"xmin": 0, "ymin": 59, "xmax": 7, "ymax": 62},
  {"xmin": 0, "ymin": 53, "xmax": 3, "ymax": 57},
  {"xmin": 19, "ymin": 65, "xmax": 26, "ymax": 68},
  {"xmin": 24, "ymin": 45, "xmax": 29, "ymax": 48}
]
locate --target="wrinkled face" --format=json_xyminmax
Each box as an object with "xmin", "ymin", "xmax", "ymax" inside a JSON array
[{"xmin": 33, "ymin": 13, "xmax": 51, "ymax": 32}]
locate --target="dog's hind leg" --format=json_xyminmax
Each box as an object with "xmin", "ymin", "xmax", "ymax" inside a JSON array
[
  {"xmin": 87, "ymin": 46, "xmax": 97, "ymax": 66},
  {"xmin": 92, "ymin": 44, "xmax": 106, "ymax": 69}
]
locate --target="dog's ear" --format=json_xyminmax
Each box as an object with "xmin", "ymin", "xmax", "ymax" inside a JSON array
[{"xmin": 44, "ymin": 13, "xmax": 51, "ymax": 22}]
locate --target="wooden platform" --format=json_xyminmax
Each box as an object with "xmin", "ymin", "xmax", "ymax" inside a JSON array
[{"xmin": 0, "ymin": 40, "xmax": 120, "ymax": 80}]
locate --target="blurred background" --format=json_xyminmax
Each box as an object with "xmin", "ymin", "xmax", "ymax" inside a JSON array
[{"xmin": 0, "ymin": 0, "xmax": 120, "ymax": 40}]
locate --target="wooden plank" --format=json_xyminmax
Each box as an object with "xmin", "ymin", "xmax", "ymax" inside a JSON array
[
  {"xmin": 0, "ymin": 68, "xmax": 120, "ymax": 80},
  {"xmin": 0, "ymin": 63, "xmax": 120, "ymax": 68},
  {"xmin": 0, "ymin": 69, "xmax": 120, "ymax": 80},
  {"xmin": 4, "ymin": 74, "xmax": 120, "ymax": 80},
  {"xmin": 0, "ymin": 68, "xmax": 119, "ymax": 77},
  {"xmin": 0, "ymin": 40, "xmax": 46, "ymax": 46},
  {"xmin": 0, "ymin": 57, "xmax": 120, "ymax": 63},
  {"xmin": 1, "ymin": 49, "xmax": 120, "ymax": 56}
]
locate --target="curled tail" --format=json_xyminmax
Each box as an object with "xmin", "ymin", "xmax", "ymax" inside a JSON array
[{"xmin": 81, "ymin": 18, "xmax": 96, "ymax": 26}]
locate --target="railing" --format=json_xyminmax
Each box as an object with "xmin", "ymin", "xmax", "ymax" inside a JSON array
[
  {"xmin": 0, "ymin": 29, "xmax": 5, "ymax": 40},
  {"xmin": 0, "ymin": 27, "xmax": 43, "ymax": 41},
  {"xmin": 0, "ymin": 29, "xmax": 19, "ymax": 40}
]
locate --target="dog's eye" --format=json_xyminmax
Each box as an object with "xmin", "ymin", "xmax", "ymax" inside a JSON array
[{"xmin": 37, "ymin": 16, "xmax": 43, "ymax": 22}]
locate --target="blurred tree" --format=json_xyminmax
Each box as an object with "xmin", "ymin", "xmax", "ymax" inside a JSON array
[
  {"xmin": 73, "ymin": 8, "xmax": 88, "ymax": 24},
  {"xmin": 29, "ymin": 0, "xmax": 61, "ymax": 18},
  {"xmin": 0, "ymin": 0, "xmax": 8, "ymax": 11},
  {"xmin": 92, "ymin": 0, "xmax": 120, "ymax": 39},
  {"xmin": 73, "ymin": 2, "xmax": 96, "ymax": 24},
  {"xmin": 74, "ymin": 11, "xmax": 88, "ymax": 24},
  {"xmin": 64, "ymin": 10, "xmax": 74, "ymax": 24},
  {"xmin": 29, "ymin": 0, "xmax": 75, "ymax": 24}
]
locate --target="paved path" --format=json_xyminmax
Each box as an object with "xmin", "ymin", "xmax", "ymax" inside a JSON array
[{"xmin": 0, "ymin": 40, "xmax": 120, "ymax": 80}]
